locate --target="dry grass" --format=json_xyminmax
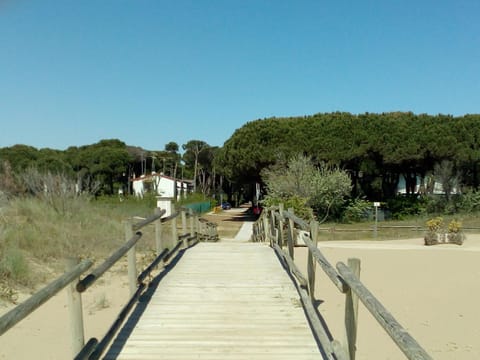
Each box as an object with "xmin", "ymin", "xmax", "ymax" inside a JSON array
[{"xmin": 0, "ymin": 195, "xmax": 162, "ymax": 302}]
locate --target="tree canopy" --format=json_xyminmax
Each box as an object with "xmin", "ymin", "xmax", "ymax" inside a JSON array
[
  {"xmin": 216, "ymin": 112, "xmax": 480, "ymax": 201},
  {"xmin": 3, "ymin": 111, "xmax": 480, "ymax": 215}
]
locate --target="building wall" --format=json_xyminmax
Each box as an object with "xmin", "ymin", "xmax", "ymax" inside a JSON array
[{"xmin": 132, "ymin": 173, "xmax": 190, "ymax": 199}]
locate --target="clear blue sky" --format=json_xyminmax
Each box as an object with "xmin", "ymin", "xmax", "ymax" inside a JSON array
[{"xmin": 1, "ymin": 0, "xmax": 479, "ymax": 151}]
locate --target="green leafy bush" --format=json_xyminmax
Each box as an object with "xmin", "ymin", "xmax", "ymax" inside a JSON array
[
  {"xmin": 386, "ymin": 195, "xmax": 426, "ymax": 219},
  {"xmin": 262, "ymin": 195, "xmax": 314, "ymax": 221},
  {"xmin": 342, "ymin": 198, "xmax": 372, "ymax": 223},
  {"xmin": 457, "ymin": 190, "xmax": 480, "ymax": 213}
]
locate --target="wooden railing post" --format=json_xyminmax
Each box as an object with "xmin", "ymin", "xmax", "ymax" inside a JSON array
[
  {"xmin": 66, "ymin": 257, "xmax": 85, "ymax": 357},
  {"xmin": 155, "ymin": 208, "xmax": 163, "ymax": 255},
  {"xmin": 194, "ymin": 213, "xmax": 200, "ymax": 239},
  {"xmin": 344, "ymin": 258, "xmax": 361, "ymax": 360},
  {"xmin": 171, "ymin": 203, "xmax": 178, "ymax": 247},
  {"xmin": 181, "ymin": 209, "xmax": 188, "ymax": 247},
  {"xmin": 125, "ymin": 218, "xmax": 137, "ymax": 297},
  {"xmin": 307, "ymin": 221, "xmax": 319, "ymax": 301},
  {"xmin": 287, "ymin": 208, "xmax": 295, "ymax": 260},
  {"xmin": 270, "ymin": 209, "xmax": 276, "ymax": 244},
  {"xmin": 262, "ymin": 212, "xmax": 269, "ymax": 242},
  {"xmin": 189, "ymin": 208, "xmax": 195, "ymax": 237},
  {"xmin": 200, "ymin": 221, "xmax": 205, "ymax": 241},
  {"xmin": 278, "ymin": 204, "xmax": 285, "ymax": 248}
]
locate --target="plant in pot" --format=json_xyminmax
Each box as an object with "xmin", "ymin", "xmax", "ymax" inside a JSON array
[
  {"xmin": 424, "ymin": 216, "xmax": 444, "ymax": 245},
  {"xmin": 447, "ymin": 219, "xmax": 465, "ymax": 245}
]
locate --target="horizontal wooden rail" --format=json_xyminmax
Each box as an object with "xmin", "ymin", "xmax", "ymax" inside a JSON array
[
  {"xmin": 273, "ymin": 242, "xmax": 347, "ymax": 360},
  {"xmin": 132, "ymin": 209, "xmax": 166, "ymax": 230},
  {"xmin": 77, "ymin": 283, "xmax": 147, "ymax": 360},
  {"xmin": 301, "ymin": 232, "xmax": 347, "ymax": 293},
  {"xmin": 137, "ymin": 248, "xmax": 169, "ymax": 284},
  {"xmin": 73, "ymin": 338, "xmax": 98, "ymax": 360},
  {"xmin": 376, "ymin": 225, "xmax": 423, "ymax": 229},
  {"xmin": 272, "ymin": 243, "xmax": 308, "ymax": 289},
  {"xmin": 178, "ymin": 233, "xmax": 191, "ymax": 240},
  {"xmin": 76, "ymin": 232, "xmax": 142, "ymax": 293},
  {"xmin": 337, "ymin": 262, "xmax": 433, "ymax": 360},
  {"xmin": 163, "ymin": 239, "xmax": 184, "ymax": 263},
  {"xmin": 282, "ymin": 210, "xmax": 310, "ymax": 231},
  {"xmin": 0, "ymin": 259, "xmax": 93, "ymax": 336}
]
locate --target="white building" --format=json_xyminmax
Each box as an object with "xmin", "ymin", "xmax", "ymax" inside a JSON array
[
  {"xmin": 132, "ymin": 172, "xmax": 191, "ymax": 200},
  {"xmin": 396, "ymin": 175, "xmax": 460, "ymax": 195}
]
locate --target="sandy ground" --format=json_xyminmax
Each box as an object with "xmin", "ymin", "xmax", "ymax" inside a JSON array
[
  {"xmin": 293, "ymin": 236, "xmax": 480, "ymax": 360},
  {"xmin": 0, "ymin": 262, "xmax": 130, "ymax": 360},
  {"xmin": 1, "ymin": 209, "xmax": 478, "ymax": 359}
]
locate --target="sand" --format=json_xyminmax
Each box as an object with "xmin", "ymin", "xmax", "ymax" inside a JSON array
[
  {"xmin": 0, "ymin": 263, "xmax": 130, "ymax": 360},
  {"xmin": 293, "ymin": 236, "xmax": 480, "ymax": 360},
  {"xmin": 1, "ymin": 234, "xmax": 478, "ymax": 359}
]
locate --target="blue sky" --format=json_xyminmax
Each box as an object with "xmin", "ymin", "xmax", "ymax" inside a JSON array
[{"xmin": 1, "ymin": 1, "xmax": 479, "ymax": 151}]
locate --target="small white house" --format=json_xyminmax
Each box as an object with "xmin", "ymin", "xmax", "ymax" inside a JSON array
[{"xmin": 132, "ymin": 172, "xmax": 191, "ymax": 200}]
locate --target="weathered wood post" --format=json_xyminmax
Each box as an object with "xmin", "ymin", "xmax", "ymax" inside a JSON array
[
  {"xmin": 197, "ymin": 221, "xmax": 205, "ymax": 241},
  {"xmin": 155, "ymin": 207, "xmax": 163, "ymax": 255},
  {"xmin": 171, "ymin": 203, "xmax": 178, "ymax": 247},
  {"xmin": 181, "ymin": 208, "xmax": 188, "ymax": 247},
  {"xmin": 270, "ymin": 208, "xmax": 276, "ymax": 245},
  {"xmin": 344, "ymin": 258, "xmax": 361, "ymax": 360},
  {"xmin": 194, "ymin": 212, "xmax": 200, "ymax": 240},
  {"xmin": 278, "ymin": 203, "xmax": 285, "ymax": 248},
  {"xmin": 125, "ymin": 218, "xmax": 137, "ymax": 297},
  {"xmin": 66, "ymin": 258, "xmax": 85, "ymax": 358},
  {"xmin": 262, "ymin": 211, "xmax": 269, "ymax": 242},
  {"xmin": 189, "ymin": 208, "xmax": 195, "ymax": 238},
  {"xmin": 307, "ymin": 221, "xmax": 319, "ymax": 302},
  {"xmin": 287, "ymin": 207, "xmax": 295, "ymax": 260}
]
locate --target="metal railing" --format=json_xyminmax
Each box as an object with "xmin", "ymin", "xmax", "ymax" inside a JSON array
[{"xmin": 252, "ymin": 204, "xmax": 433, "ymax": 360}]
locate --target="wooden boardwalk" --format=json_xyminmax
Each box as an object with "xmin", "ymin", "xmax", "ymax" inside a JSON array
[{"xmin": 105, "ymin": 241, "xmax": 321, "ymax": 359}]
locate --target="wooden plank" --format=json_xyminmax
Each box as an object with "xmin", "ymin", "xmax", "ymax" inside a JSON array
[{"xmin": 105, "ymin": 242, "xmax": 321, "ymax": 360}]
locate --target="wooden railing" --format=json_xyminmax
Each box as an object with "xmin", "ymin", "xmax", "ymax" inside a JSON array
[
  {"xmin": 252, "ymin": 205, "xmax": 433, "ymax": 360},
  {"xmin": 0, "ymin": 204, "xmax": 218, "ymax": 359}
]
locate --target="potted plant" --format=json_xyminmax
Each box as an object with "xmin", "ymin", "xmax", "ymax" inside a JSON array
[
  {"xmin": 447, "ymin": 219, "xmax": 465, "ymax": 245},
  {"xmin": 424, "ymin": 217, "xmax": 444, "ymax": 245},
  {"xmin": 424, "ymin": 217, "xmax": 465, "ymax": 246}
]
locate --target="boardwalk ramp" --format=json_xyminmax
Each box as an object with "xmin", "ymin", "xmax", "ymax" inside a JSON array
[{"xmin": 106, "ymin": 241, "xmax": 321, "ymax": 359}]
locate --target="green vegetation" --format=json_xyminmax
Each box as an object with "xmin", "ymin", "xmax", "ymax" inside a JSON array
[
  {"xmin": 216, "ymin": 112, "xmax": 480, "ymax": 215},
  {"xmin": 0, "ymin": 138, "xmax": 220, "ymax": 199},
  {"xmin": 3, "ymin": 111, "xmax": 480, "ymax": 299},
  {"xmin": 4, "ymin": 112, "xmax": 480, "ymax": 220},
  {"xmin": 261, "ymin": 154, "xmax": 351, "ymax": 221}
]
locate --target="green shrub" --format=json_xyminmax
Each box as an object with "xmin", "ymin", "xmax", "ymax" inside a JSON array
[
  {"xmin": 262, "ymin": 195, "xmax": 314, "ymax": 221},
  {"xmin": 424, "ymin": 194, "xmax": 462, "ymax": 215},
  {"xmin": 458, "ymin": 190, "xmax": 480, "ymax": 213},
  {"xmin": 342, "ymin": 198, "xmax": 372, "ymax": 223},
  {"xmin": 386, "ymin": 195, "xmax": 426, "ymax": 219}
]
